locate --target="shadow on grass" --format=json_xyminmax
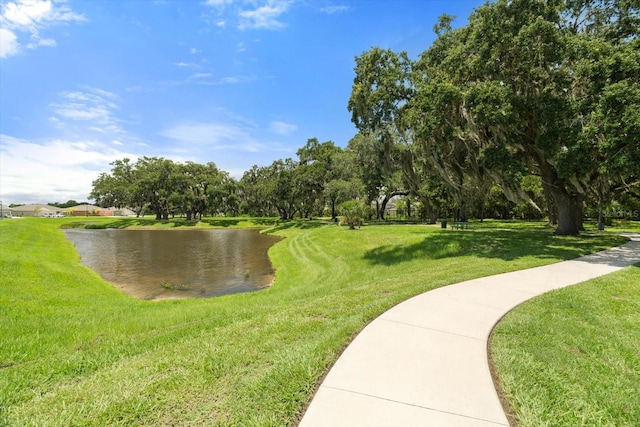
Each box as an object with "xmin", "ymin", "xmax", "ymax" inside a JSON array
[
  {"xmin": 263, "ymin": 220, "xmax": 328, "ymax": 234},
  {"xmin": 364, "ymin": 228, "xmax": 626, "ymax": 265},
  {"xmin": 201, "ymin": 217, "xmax": 281, "ymax": 227}
]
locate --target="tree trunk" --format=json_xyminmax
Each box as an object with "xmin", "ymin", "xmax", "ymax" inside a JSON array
[
  {"xmin": 534, "ymin": 151, "xmax": 578, "ymax": 232},
  {"xmin": 379, "ymin": 195, "xmax": 390, "ymax": 220},
  {"xmin": 379, "ymin": 191, "xmax": 409, "ymax": 220},
  {"xmin": 456, "ymin": 196, "xmax": 468, "ymax": 222},
  {"xmin": 419, "ymin": 195, "xmax": 437, "ymax": 224},
  {"xmin": 542, "ymin": 182, "xmax": 558, "ymax": 226},
  {"xmin": 551, "ymin": 189, "xmax": 584, "ymax": 235}
]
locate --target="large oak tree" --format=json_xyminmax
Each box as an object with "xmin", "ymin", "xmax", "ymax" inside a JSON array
[{"xmin": 350, "ymin": 0, "xmax": 639, "ymax": 235}]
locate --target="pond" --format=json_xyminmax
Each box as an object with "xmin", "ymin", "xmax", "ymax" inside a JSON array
[{"xmin": 64, "ymin": 228, "xmax": 282, "ymax": 300}]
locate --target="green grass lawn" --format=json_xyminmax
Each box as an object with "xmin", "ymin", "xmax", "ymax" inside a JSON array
[
  {"xmin": 0, "ymin": 217, "xmax": 634, "ymax": 426},
  {"xmin": 491, "ymin": 264, "xmax": 640, "ymax": 427}
]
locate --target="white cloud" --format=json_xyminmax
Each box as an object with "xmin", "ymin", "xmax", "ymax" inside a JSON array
[
  {"xmin": 90, "ymin": 87, "xmax": 118, "ymax": 100},
  {"xmin": 54, "ymin": 105, "xmax": 111, "ymax": 121},
  {"xmin": 320, "ymin": 5, "xmax": 350, "ymax": 14},
  {"xmin": 0, "ymin": 27, "xmax": 20, "ymax": 57},
  {"xmin": 52, "ymin": 91, "xmax": 115, "ymax": 122},
  {"xmin": 51, "ymin": 93, "xmax": 111, "ymax": 122},
  {"xmin": 238, "ymin": 1, "xmax": 292, "ymax": 30},
  {"xmin": 269, "ymin": 121, "xmax": 297, "ymax": 135},
  {"xmin": 104, "ymin": 124, "xmax": 125, "ymax": 134},
  {"xmin": 190, "ymin": 72, "xmax": 212, "ymax": 79},
  {"xmin": 159, "ymin": 122, "xmax": 262, "ymax": 151},
  {"xmin": 203, "ymin": 0, "xmax": 294, "ymax": 31},
  {"xmin": 219, "ymin": 75, "xmax": 256, "ymax": 84},
  {"xmin": 166, "ymin": 74, "xmax": 256, "ymax": 86},
  {"xmin": 27, "ymin": 37, "xmax": 56, "ymax": 49},
  {"xmin": 3, "ymin": 0, "xmax": 52, "ymax": 26},
  {"xmin": 205, "ymin": 0, "xmax": 234, "ymax": 7},
  {"xmin": 50, "ymin": 88, "xmax": 126, "ymax": 136},
  {"xmin": 158, "ymin": 119, "xmax": 293, "ymax": 180},
  {"xmin": 8, "ymin": 0, "xmax": 85, "ymax": 24},
  {"xmin": 0, "ymin": 134, "xmax": 136, "ymax": 204},
  {"xmin": 0, "ymin": 0, "xmax": 85, "ymax": 57}
]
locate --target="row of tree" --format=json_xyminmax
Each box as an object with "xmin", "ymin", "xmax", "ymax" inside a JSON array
[
  {"xmin": 90, "ymin": 138, "xmax": 362, "ymax": 221},
  {"xmin": 90, "ymin": 131, "xmax": 633, "ymax": 228},
  {"xmin": 90, "ymin": 158, "xmax": 236, "ymax": 221},
  {"xmin": 91, "ymin": 0, "xmax": 639, "ymax": 234}
]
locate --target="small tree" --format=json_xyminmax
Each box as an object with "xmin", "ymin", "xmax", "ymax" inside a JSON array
[{"xmin": 338, "ymin": 200, "xmax": 369, "ymax": 230}]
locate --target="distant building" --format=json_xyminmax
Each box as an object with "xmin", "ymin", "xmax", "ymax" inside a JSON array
[
  {"xmin": 6, "ymin": 203, "xmax": 137, "ymax": 217},
  {"xmin": 9, "ymin": 204, "xmax": 64, "ymax": 217},
  {"xmin": 1, "ymin": 203, "xmax": 13, "ymax": 218},
  {"xmin": 64, "ymin": 204, "xmax": 114, "ymax": 216},
  {"xmin": 107, "ymin": 207, "xmax": 137, "ymax": 216}
]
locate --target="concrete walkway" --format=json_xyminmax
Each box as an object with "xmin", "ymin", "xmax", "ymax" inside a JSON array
[{"xmin": 298, "ymin": 234, "xmax": 640, "ymax": 427}]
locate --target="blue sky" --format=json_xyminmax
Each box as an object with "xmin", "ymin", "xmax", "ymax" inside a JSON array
[{"xmin": 1, "ymin": 0, "xmax": 484, "ymax": 205}]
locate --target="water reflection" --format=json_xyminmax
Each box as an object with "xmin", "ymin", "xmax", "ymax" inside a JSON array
[{"xmin": 64, "ymin": 229, "xmax": 282, "ymax": 300}]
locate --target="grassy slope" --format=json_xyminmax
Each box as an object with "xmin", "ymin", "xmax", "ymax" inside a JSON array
[
  {"xmin": 491, "ymin": 264, "xmax": 640, "ymax": 427},
  {"xmin": 0, "ymin": 218, "xmax": 631, "ymax": 426}
]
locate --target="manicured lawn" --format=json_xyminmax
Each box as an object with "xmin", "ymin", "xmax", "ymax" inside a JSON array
[
  {"xmin": 0, "ymin": 217, "xmax": 632, "ymax": 426},
  {"xmin": 491, "ymin": 263, "xmax": 640, "ymax": 427}
]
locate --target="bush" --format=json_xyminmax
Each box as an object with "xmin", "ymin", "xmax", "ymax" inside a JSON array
[{"xmin": 338, "ymin": 200, "xmax": 368, "ymax": 229}]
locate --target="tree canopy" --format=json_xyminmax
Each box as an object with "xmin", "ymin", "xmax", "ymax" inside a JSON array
[
  {"xmin": 348, "ymin": 0, "xmax": 639, "ymax": 234},
  {"xmin": 89, "ymin": 1, "xmax": 639, "ymax": 231}
]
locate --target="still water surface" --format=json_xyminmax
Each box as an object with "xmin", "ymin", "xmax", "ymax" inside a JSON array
[{"xmin": 64, "ymin": 228, "xmax": 282, "ymax": 300}]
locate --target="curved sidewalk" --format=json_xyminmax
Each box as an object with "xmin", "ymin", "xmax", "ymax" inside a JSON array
[{"xmin": 299, "ymin": 234, "xmax": 640, "ymax": 427}]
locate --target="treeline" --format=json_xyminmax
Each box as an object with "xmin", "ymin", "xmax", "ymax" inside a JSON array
[
  {"xmin": 90, "ymin": 134, "xmax": 635, "ymax": 226},
  {"xmin": 90, "ymin": 158, "xmax": 235, "ymax": 221},
  {"xmin": 8, "ymin": 201, "xmax": 89, "ymax": 208},
  {"xmin": 91, "ymin": 0, "xmax": 640, "ymax": 234},
  {"xmin": 90, "ymin": 138, "xmax": 361, "ymax": 222},
  {"xmin": 47, "ymin": 200, "xmax": 89, "ymax": 208}
]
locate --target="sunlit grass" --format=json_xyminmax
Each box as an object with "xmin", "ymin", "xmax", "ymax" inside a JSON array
[
  {"xmin": 0, "ymin": 217, "xmax": 632, "ymax": 426},
  {"xmin": 491, "ymin": 264, "xmax": 640, "ymax": 427}
]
